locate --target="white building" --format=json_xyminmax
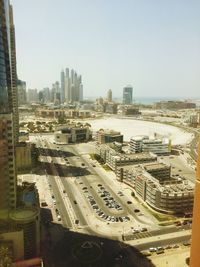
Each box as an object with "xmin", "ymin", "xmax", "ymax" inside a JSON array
[{"xmin": 130, "ymin": 135, "xmax": 171, "ymax": 155}]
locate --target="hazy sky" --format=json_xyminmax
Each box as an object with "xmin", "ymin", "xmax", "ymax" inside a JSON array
[{"xmin": 12, "ymin": 0, "xmax": 200, "ymax": 98}]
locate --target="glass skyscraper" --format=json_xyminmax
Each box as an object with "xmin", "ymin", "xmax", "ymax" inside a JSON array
[
  {"xmin": 0, "ymin": 0, "xmax": 17, "ymax": 209},
  {"xmin": 123, "ymin": 85, "xmax": 133, "ymax": 105}
]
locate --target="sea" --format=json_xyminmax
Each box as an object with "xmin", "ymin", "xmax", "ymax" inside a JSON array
[{"xmin": 85, "ymin": 96, "xmax": 200, "ymax": 106}]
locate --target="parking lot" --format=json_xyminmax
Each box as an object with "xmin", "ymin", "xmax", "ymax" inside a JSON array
[{"xmin": 76, "ymin": 178, "xmax": 132, "ymax": 224}]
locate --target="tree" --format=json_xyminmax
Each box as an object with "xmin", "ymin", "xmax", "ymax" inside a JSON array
[{"xmin": 57, "ymin": 115, "xmax": 66, "ymax": 124}]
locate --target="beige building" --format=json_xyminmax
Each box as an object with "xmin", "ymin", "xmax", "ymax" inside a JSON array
[
  {"xmin": 96, "ymin": 129, "xmax": 123, "ymax": 144},
  {"xmin": 118, "ymin": 163, "xmax": 194, "ymax": 214},
  {"xmin": 55, "ymin": 123, "xmax": 91, "ymax": 144}
]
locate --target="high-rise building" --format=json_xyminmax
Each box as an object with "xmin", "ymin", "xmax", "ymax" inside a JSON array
[
  {"xmin": 17, "ymin": 79, "xmax": 26, "ymax": 105},
  {"xmin": 0, "ymin": 0, "xmax": 17, "ymax": 209},
  {"xmin": 0, "ymin": 2, "xmax": 41, "ymax": 261},
  {"xmin": 9, "ymin": 4, "xmax": 19, "ymax": 143},
  {"xmin": 42, "ymin": 87, "xmax": 50, "ymax": 103},
  {"xmin": 60, "ymin": 69, "xmax": 65, "ymax": 103},
  {"xmin": 189, "ymin": 136, "xmax": 200, "ymax": 267},
  {"xmin": 123, "ymin": 85, "xmax": 133, "ymax": 104},
  {"xmin": 27, "ymin": 88, "xmax": 38, "ymax": 103},
  {"xmin": 60, "ymin": 68, "xmax": 83, "ymax": 103},
  {"xmin": 65, "ymin": 68, "xmax": 70, "ymax": 102},
  {"xmin": 107, "ymin": 89, "xmax": 112, "ymax": 102}
]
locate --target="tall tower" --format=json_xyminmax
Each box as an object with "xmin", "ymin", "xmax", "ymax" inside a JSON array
[
  {"xmin": 9, "ymin": 4, "xmax": 19, "ymax": 143},
  {"xmin": 123, "ymin": 85, "xmax": 133, "ymax": 105},
  {"xmin": 0, "ymin": 0, "xmax": 17, "ymax": 209},
  {"xmin": 190, "ymin": 137, "xmax": 200, "ymax": 267},
  {"xmin": 60, "ymin": 69, "xmax": 65, "ymax": 103},
  {"xmin": 107, "ymin": 89, "xmax": 112, "ymax": 102},
  {"xmin": 65, "ymin": 68, "xmax": 70, "ymax": 102}
]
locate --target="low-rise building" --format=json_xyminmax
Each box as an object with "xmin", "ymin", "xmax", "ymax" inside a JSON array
[
  {"xmin": 55, "ymin": 123, "xmax": 91, "ymax": 144},
  {"xmin": 143, "ymin": 162, "xmax": 171, "ymax": 182},
  {"xmin": 153, "ymin": 100, "xmax": 196, "ymax": 110},
  {"xmin": 96, "ymin": 129, "xmax": 123, "ymax": 144},
  {"xmin": 96, "ymin": 144, "xmax": 157, "ymax": 170},
  {"xmin": 145, "ymin": 178, "xmax": 193, "ymax": 214},
  {"xmin": 130, "ymin": 135, "xmax": 171, "ymax": 155},
  {"xmin": 118, "ymin": 163, "xmax": 194, "ymax": 214}
]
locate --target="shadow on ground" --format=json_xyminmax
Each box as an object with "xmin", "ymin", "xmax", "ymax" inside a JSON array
[
  {"xmin": 35, "ymin": 161, "xmax": 91, "ymax": 177},
  {"xmin": 41, "ymin": 208, "xmax": 156, "ymax": 267},
  {"xmin": 38, "ymin": 148, "xmax": 75, "ymax": 158}
]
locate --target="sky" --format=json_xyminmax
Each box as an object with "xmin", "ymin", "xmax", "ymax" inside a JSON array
[{"xmin": 12, "ymin": 0, "xmax": 200, "ymax": 98}]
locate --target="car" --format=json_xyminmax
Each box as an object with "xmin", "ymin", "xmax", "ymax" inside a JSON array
[
  {"xmin": 57, "ymin": 215, "xmax": 61, "ymax": 221},
  {"xmin": 142, "ymin": 251, "xmax": 151, "ymax": 256},
  {"xmin": 41, "ymin": 201, "xmax": 48, "ymax": 207},
  {"xmin": 74, "ymin": 200, "xmax": 77, "ymax": 204},
  {"xmin": 183, "ymin": 241, "xmax": 191, "ymax": 246},
  {"xmin": 75, "ymin": 219, "xmax": 79, "ymax": 224},
  {"xmin": 98, "ymin": 184, "xmax": 102, "ymax": 187},
  {"xmin": 175, "ymin": 221, "xmax": 182, "ymax": 227},
  {"xmin": 156, "ymin": 247, "xmax": 164, "ymax": 254},
  {"xmin": 53, "ymin": 200, "xmax": 56, "ymax": 205},
  {"xmin": 134, "ymin": 209, "xmax": 140, "ymax": 213},
  {"xmin": 122, "ymin": 216, "xmax": 128, "ymax": 222},
  {"xmin": 141, "ymin": 227, "xmax": 147, "ymax": 232},
  {"xmin": 127, "ymin": 201, "xmax": 132, "ymax": 204},
  {"xmin": 82, "ymin": 187, "xmax": 87, "ymax": 190},
  {"xmin": 149, "ymin": 247, "xmax": 157, "ymax": 252},
  {"xmin": 133, "ymin": 229, "xmax": 139, "ymax": 234},
  {"xmin": 119, "ymin": 217, "xmax": 123, "ymax": 222},
  {"xmin": 125, "ymin": 216, "xmax": 130, "ymax": 221}
]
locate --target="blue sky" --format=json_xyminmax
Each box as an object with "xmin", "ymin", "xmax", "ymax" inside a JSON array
[{"xmin": 12, "ymin": 0, "xmax": 200, "ymax": 98}]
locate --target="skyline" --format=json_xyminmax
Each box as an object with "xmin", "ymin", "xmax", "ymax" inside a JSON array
[{"xmin": 12, "ymin": 0, "xmax": 200, "ymax": 98}]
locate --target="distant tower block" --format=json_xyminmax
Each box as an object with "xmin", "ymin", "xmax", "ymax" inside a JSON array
[
  {"xmin": 190, "ymin": 136, "xmax": 200, "ymax": 267},
  {"xmin": 107, "ymin": 89, "xmax": 112, "ymax": 102},
  {"xmin": 123, "ymin": 85, "xmax": 133, "ymax": 104}
]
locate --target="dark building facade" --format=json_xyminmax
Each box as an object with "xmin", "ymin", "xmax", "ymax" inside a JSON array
[
  {"xmin": 123, "ymin": 85, "xmax": 133, "ymax": 105},
  {"xmin": 0, "ymin": 0, "xmax": 17, "ymax": 209}
]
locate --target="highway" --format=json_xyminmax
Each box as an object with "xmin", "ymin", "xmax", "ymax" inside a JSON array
[{"xmin": 36, "ymin": 136, "xmax": 192, "ymax": 249}]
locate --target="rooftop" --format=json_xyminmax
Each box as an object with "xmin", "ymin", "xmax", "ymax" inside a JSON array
[{"xmin": 144, "ymin": 162, "xmax": 170, "ymax": 171}]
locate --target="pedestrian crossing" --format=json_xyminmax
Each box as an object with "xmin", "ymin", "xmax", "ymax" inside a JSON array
[{"xmin": 124, "ymin": 231, "xmax": 152, "ymax": 241}]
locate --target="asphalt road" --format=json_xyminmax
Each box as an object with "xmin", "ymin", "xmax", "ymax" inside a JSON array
[{"xmin": 37, "ymin": 137, "xmax": 192, "ymax": 248}]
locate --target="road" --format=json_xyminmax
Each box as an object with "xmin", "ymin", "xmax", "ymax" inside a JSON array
[{"xmin": 36, "ymin": 136, "xmax": 192, "ymax": 249}]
